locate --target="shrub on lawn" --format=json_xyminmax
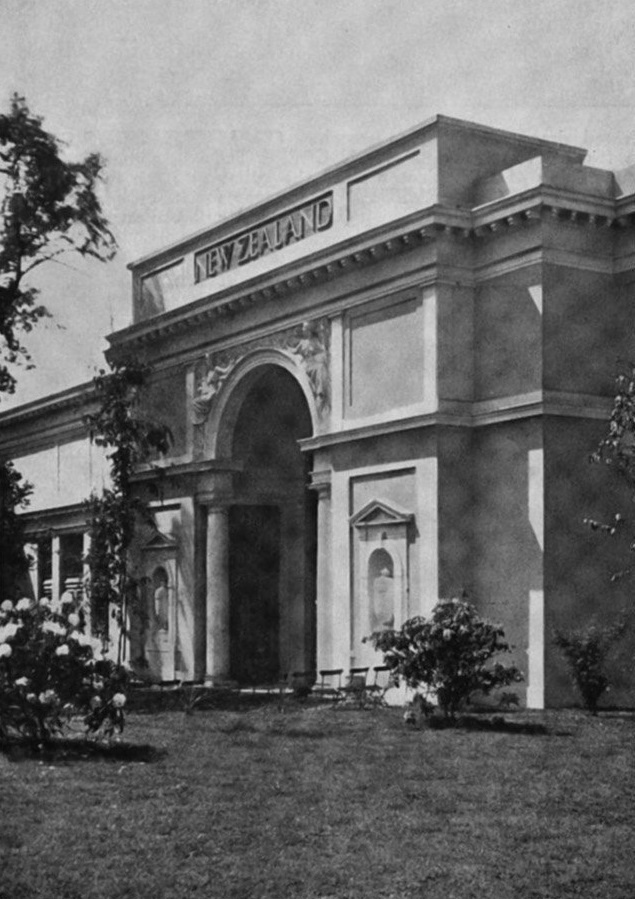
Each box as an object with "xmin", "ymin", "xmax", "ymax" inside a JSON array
[
  {"xmin": 366, "ymin": 597, "xmax": 523, "ymax": 721},
  {"xmin": 0, "ymin": 594, "xmax": 128, "ymax": 746},
  {"xmin": 553, "ymin": 617, "xmax": 627, "ymax": 715}
]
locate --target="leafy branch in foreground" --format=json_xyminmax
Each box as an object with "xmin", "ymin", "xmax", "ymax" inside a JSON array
[
  {"xmin": 0, "ymin": 93, "xmax": 116, "ymax": 394},
  {"xmin": 84, "ymin": 361, "xmax": 171, "ymax": 665},
  {"xmin": 586, "ymin": 362, "xmax": 635, "ymax": 582}
]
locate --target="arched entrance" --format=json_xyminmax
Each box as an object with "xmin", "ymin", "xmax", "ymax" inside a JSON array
[{"xmin": 223, "ymin": 364, "xmax": 316, "ymax": 684}]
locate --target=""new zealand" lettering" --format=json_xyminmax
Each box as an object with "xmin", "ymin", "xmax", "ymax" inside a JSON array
[{"xmin": 194, "ymin": 193, "xmax": 333, "ymax": 283}]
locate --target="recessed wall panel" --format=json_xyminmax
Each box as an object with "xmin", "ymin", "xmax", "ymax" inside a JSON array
[{"xmin": 346, "ymin": 296, "xmax": 425, "ymax": 419}]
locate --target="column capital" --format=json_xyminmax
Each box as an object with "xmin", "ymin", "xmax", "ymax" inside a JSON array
[
  {"xmin": 197, "ymin": 492, "xmax": 233, "ymax": 508},
  {"xmin": 309, "ymin": 469, "xmax": 332, "ymax": 498}
]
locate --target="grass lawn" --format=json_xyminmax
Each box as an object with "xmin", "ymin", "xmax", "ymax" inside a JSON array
[{"xmin": 1, "ymin": 703, "xmax": 634, "ymax": 899}]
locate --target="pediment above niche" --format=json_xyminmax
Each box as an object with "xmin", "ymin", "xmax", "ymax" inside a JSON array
[
  {"xmin": 350, "ymin": 498, "xmax": 414, "ymax": 528},
  {"xmin": 142, "ymin": 531, "xmax": 178, "ymax": 551}
]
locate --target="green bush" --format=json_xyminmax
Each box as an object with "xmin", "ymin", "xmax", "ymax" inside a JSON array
[
  {"xmin": 553, "ymin": 618, "xmax": 627, "ymax": 714},
  {"xmin": 366, "ymin": 597, "xmax": 523, "ymax": 720},
  {"xmin": 0, "ymin": 594, "xmax": 128, "ymax": 746}
]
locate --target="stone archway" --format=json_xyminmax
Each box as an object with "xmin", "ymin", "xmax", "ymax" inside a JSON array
[{"xmin": 217, "ymin": 362, "xmax": 317, "ymax": 684}]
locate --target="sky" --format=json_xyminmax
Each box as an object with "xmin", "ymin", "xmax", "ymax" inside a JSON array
[{"xmin": 3, "ymin": 0, "xmax": 635, "ymax": 407}]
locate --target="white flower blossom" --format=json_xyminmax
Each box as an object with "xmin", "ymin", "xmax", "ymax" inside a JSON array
[
  {"xmin": 15, "ymin": 676, "xmax": 29, "ymax": 687},
  {"xmin": 26, "ymin": 693, "xmax": 37, "ymax": 704},
  {"xmin": 55, "ymin": 644, "xmax": 70, "ymax": 657},
  {"xmin": 38, "ymin": 597, "xmax": 50, "ymax": 607},
  {"xmin": 16, "ymin": 597, "xmax": 32, "ymax": 612},
  {"xmin": 0, "ymin": 600, "xmax": 13, "ymax": 612},
  {"xmin": 112, "ymin": 693, "xmax": 126, "ymax": 709},
  {"xmin": 76, "ymin": 633, "xmax": 90, "ymax": 646},
  {"xmin": 0, "ymin": 643, "xmax": 12, "ymax": 658},
  {"xmin": 38, "ymin": 689, "xmax": 58, "ymax": 706},
  {"xmin": 67, "ymin": 613, "xmax": 80, "ymax": 628},
  {"xmin": 89, "ymin": 695, "xmax": 102, "ymax": 709},
  {"xmin": 0, "ymin": 622, "xmax": 21, "ymax": 642},
  {"xmin": 42, "ymin": 620, "xmax": 65, "ymax": 637},
  {"xmin": 60, "ymin": 592, "xmax": 75, "ymax": 606}
]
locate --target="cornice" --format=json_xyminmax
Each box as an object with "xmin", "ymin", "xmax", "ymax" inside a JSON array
[
  {"xmin": 110, "ymin": 183, "xmax": 635, "ymax": 356},
  {"xmin": 130, "ymin": 458, "xmax": 243, "ymax": 482},
  {"xmin": 109, "ymin": 208, "xmax": 471, "ymax": 352},
  {"xmin": 0, "ymin": 381, "xmax": 96, "ymax": 428},
  {"xmin": 0, "ymin": 383, "xmax": 97, "ymax": 458},
  {"xmin": 300, "ymin": 391, "xmax": 611, "ymax": 450},
  {"xmin": 20, "ymin": 503, "xmax": 90, "ymax": 534},
  {"xmin": 128, "ymin": 114, "xmax": 586, "ymax": 274}
]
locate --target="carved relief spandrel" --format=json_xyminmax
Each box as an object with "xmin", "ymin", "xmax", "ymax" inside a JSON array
[{"xmin": 190, "ymin": 318, "xmax": 331, "ymax": 435}]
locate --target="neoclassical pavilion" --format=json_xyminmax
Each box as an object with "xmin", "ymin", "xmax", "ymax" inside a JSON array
[{"xmin": 3, "ymin": 114, "xmax": 635, "ymax": 707}]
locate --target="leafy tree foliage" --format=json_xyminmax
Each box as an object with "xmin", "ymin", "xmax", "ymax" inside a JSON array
[
  {"xmin": 0, "ymin": 94, "xmax": 116, "ymax": 604},
  {"xmin": 367, "ymin": 597, "xmax": 523, "ymax": 720},
  {"xmin": 0, "ymin": 460, "xmax": 32, "ymax": 598},
  {"xmin": 85, "ymin": 361, "xmax": 171, "ymax": 663},
  {"xmin": 0, "ymin": 93, "xmax": 116, "ymax": 394},
  {"xmin": 553, "ymin": 618, "xmax": 627, "ymax": 714}
]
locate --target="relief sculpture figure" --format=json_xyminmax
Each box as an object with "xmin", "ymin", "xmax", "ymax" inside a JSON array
[
  {"xmin": 288, "ymin": 320, "xmax": 330, "ymax": 414},
  {"xmin": 192, "ymin": 358, "xmax": 233, "ymax": 425}
]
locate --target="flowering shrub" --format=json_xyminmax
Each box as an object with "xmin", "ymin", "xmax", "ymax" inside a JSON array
[
  {"xmin": 366, "ymin": 597, "xmax": 524, "ymax": 720},
  {"xmin": 0, "ymin": 594, "xmax": 128, "ymax": 745},
  {"xmin": 553, "ymin": 618, "xmax": 627, "ymax": 715}
]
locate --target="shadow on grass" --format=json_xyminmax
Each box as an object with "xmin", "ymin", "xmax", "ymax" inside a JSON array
[
  {"xmin": 425, "ymin": 715, "xmax": 551, "ymax": 735},
  {"xmin": 216, "ymin": 717, "xmax": 333, "ymax": 739},
  {"xmin": 0, "ymin": 737, "xmax": 166, "ymax": 764}
]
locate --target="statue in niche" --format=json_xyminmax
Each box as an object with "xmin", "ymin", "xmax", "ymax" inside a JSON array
[
  {"xmin": 192, "ymin": 357, "xmax": 233, "ymax": 425},
  {"xmin": 287, "ymin": 320, "xmax": 330, "ymax": 413},
  {"xmin": 152, "ymin": 567, "xmax": 169, "ymax": 632},
  {"xmin": 370, "ymin": 567, "xmax": 395, "ymax": 632}
]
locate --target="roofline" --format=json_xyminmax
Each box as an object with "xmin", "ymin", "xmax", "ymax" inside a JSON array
[
  {"xmin": 127, "ymin": 114, "xmax": 587, "ymax": 272},
  {"xmin": 0, "ymin": 380, "xmax": 96, "ymax": 426}
]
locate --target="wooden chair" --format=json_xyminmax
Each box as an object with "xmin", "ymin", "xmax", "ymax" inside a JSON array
[
  {"xmin": 340, "ymin": 666, "xmax": 370, "ymax": 707},
  {"xmin": 315, "ymin": 668, "xmax": 344, "ymax": 701},
  {"xmin": 363, "ymin": 665, "xmax": 392, "ymax": 706}
]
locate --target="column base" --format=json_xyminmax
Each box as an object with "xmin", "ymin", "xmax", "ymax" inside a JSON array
[{"xmin": 204, "ymin": 675, "xmax": 238, "ymax": 688}]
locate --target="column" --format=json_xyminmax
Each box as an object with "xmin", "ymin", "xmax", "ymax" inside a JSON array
[
  {"xmin": 82, "ymin": 532, "xmax": 92, "ymax": 634},
  {"xmin": 51, "ymin": 535, "xmax": 61, "ymax": 606},
  {"xmin": 310, "ymin": 470, "xmax": 332, "ymax": 669},
  {"xmin": 24, "ymin": 542, "xmax": 39, "ymax": 600},
  {"xmin": 205, "ymin": 506, "xmax": 230, "ymax": 684}
]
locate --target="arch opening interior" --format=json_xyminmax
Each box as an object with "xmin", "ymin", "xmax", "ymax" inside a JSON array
[{"xmin": 226, "ymin": 365, "xmax": 316, "ymax": 685}]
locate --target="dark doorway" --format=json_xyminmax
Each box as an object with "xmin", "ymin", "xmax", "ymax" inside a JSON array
[
  {"xmin": 228, "ymin": 505, "xmax": 281, "ymax": 684},
  {"xmin": 227, "ymin": 364, "xmax": 316, "ymax": 684}
]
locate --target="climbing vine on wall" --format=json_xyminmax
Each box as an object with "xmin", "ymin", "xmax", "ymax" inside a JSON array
[{"xmin": 84, "ymin": 360, "xmax": 171, "ymax": 664}]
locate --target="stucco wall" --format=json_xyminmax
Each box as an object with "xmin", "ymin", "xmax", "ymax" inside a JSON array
[
  {"xmin": 471, "ymin": 419, "xmax": 544, "ymax": 705},
  {"xmin": 474, "ymin": 267, "xmax": 543, "ymax": 402},
  {"xmin": 543, "ymin": 416, "xmax": 635, "ymax": 708},
  {"xmin": 15, "ymin": 438, "xmax": 110, "ymax": 512},
  {"xmin": 543, "ymin": 265, "xmax": 633, "ymax": 396}
]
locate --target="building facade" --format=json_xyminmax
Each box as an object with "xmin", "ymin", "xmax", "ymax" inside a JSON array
[{"xmin": 2, "ymin": 115, "xmax": 635, "ymax": 707}]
